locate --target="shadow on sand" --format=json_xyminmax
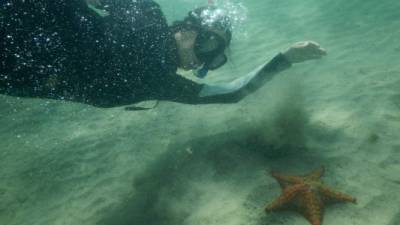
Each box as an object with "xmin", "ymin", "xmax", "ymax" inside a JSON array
[{"xmin": 96, "ymin": 121, "xmax": 338, "ymax": 225}]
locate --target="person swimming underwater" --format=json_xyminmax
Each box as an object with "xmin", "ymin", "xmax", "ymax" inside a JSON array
[{"xmin": 0, "ymin": 0, "xmax": 326, "ymax": 107}]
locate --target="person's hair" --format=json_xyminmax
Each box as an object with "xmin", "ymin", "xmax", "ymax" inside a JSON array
[{"xmin": 170, "ymin": 6, "xmax": 232, "ymax": 45}]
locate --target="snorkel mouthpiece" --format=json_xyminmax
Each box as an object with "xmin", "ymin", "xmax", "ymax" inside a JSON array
[{"xmin": 193, "ymin": 66, "xmax": 209, "ymax": 78}]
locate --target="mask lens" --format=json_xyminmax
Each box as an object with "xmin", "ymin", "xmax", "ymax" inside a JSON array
[
  {"xmin": 196, "ymin": 33, "xmax": 221, "ymax": 54},
  {"xmin": 194, "ymin": 30, "xmax": 228, "ymax": 70},
  {"xmin": 205, "ymin": 53, "xmax": 227, "ymax": 70},
  {"xmin": 195, "ymin": 31, "xmax": 225, "ymax": 57}
]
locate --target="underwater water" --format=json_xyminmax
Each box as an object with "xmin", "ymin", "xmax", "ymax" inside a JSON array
[{"xmin": 1, "ymin": 0, "xmax": 400, "ymax": 225}]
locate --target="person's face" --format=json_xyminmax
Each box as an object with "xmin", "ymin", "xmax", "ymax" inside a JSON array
[{"xmin": 174, "ymin": 30, "xmax": 202, "ymax": 70}]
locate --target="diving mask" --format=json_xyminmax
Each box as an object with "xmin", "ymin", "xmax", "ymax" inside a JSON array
[{"xmin": 193, "ymin": 29, "xmax": 228, "ymax": 78}]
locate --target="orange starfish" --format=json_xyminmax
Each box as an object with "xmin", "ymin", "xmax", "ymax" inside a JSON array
[{"xmin": 265, "ymin": 166, "xmax": 356, "ymax": 225}]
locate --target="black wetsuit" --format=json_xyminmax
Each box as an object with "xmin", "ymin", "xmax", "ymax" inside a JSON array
[{"xmin": 0, "ymin": 0, "xmax": 291, "ymax": 107}]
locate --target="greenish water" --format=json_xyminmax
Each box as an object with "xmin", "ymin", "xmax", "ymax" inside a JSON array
[{"xmin": 1, "ymin": 1, "xmax": 400, "ymax": 225}]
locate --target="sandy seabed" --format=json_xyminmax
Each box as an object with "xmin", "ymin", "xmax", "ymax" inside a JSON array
[{"xmin": 0, "ymin": 0, "xmax": 400, "ymax": 225}]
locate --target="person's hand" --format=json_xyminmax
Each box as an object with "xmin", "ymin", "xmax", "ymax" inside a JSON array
[{"xmin": 283, "ymin": 41, "xmax": 327, "ymax": 64}]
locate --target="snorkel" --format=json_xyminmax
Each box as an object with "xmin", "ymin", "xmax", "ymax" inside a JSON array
[{"xmin": 193, "ymin": 0, "xmax": 214, "ymax": 78}]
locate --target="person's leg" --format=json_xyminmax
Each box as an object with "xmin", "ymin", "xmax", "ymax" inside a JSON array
[
  {"xmin": 85, "ymin": 0, "xmax": 110, "ymax": 17},
  {"xmin": 0, "ymin": 0, "xmax": 101, "ymax": 100}
]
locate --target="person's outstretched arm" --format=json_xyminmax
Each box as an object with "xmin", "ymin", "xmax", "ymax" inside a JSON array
[{"xmin": 162, "ymin": 41, "xmax": 327, "ymax": 104}]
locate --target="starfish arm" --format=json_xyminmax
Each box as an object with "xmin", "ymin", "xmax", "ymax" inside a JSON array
[
  {"xmin": 265, "ymin": 167, "xmax": 356, "ymax": 225},
  {"xmin": 265, "ymin": 184, "xmax": 307, "ymax": 212},
  {"xmin": 319, "ymin": 185, "xmax": 357, "ymax": 203},
  {"xmin": 302, "ymin": 190, "xmax": 323, "ymax": 225},
  {"xmin": 306, "ymin": 166, "xmax": 325, "ymax": 181},
  {"xmin": 270, "ymin": 171, "xmax": 304, "ymax": 188}
]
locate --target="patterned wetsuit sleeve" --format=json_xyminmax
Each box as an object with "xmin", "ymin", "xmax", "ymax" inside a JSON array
[
  {"xmin": 162, "ymin": 53, "xmax": 292, "ymax": 104},
  {"xmin": 157, "ymin": 73, "xmax": 204, "ymax": 103}
]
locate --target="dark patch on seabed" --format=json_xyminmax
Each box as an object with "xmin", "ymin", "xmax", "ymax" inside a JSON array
[
  {"xmin": 96, "ymin": 123, "xmax": 334, "ymax": 225},
  {"xmin": 388, "ymin": 211, "xmax": 400, "ymax": 225}
]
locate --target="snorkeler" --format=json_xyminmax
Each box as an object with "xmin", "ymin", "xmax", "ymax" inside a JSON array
[{"xmin": 0, "ymin": 0, "xmax": 326, "ymax": 107}]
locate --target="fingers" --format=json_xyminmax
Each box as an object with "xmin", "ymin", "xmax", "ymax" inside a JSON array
[
  {"xmin": 307, "ymin": 41, "xmax": 327, "ymax": 56},
  {"xmin": 320, "ymin": 47, "xmax": 328, "ymax": 55},
  {"xmin": 292, "ymin": 41, "xmax": 325, "ymax": 53},
  {"xmin": 312, "ymin": 50, "xmax": 327, "ymax": 59},
  {"xmin": 314, "ymin": 46, "xmax": 327, "ymax": 56},
  {"xmin": 293, "ymin": 41, "xmax": 308, "ymax": 48},
  {"xmin": 308, "ymin": 41, "xmax": 320, "ymax": 47},
  {"xmin": 295, "ymin": 41, "xmax": 319, "ymax": 47},
  {"xmin": 286, "ymin": 40, "xmax": 327, "ymax": 63}
]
